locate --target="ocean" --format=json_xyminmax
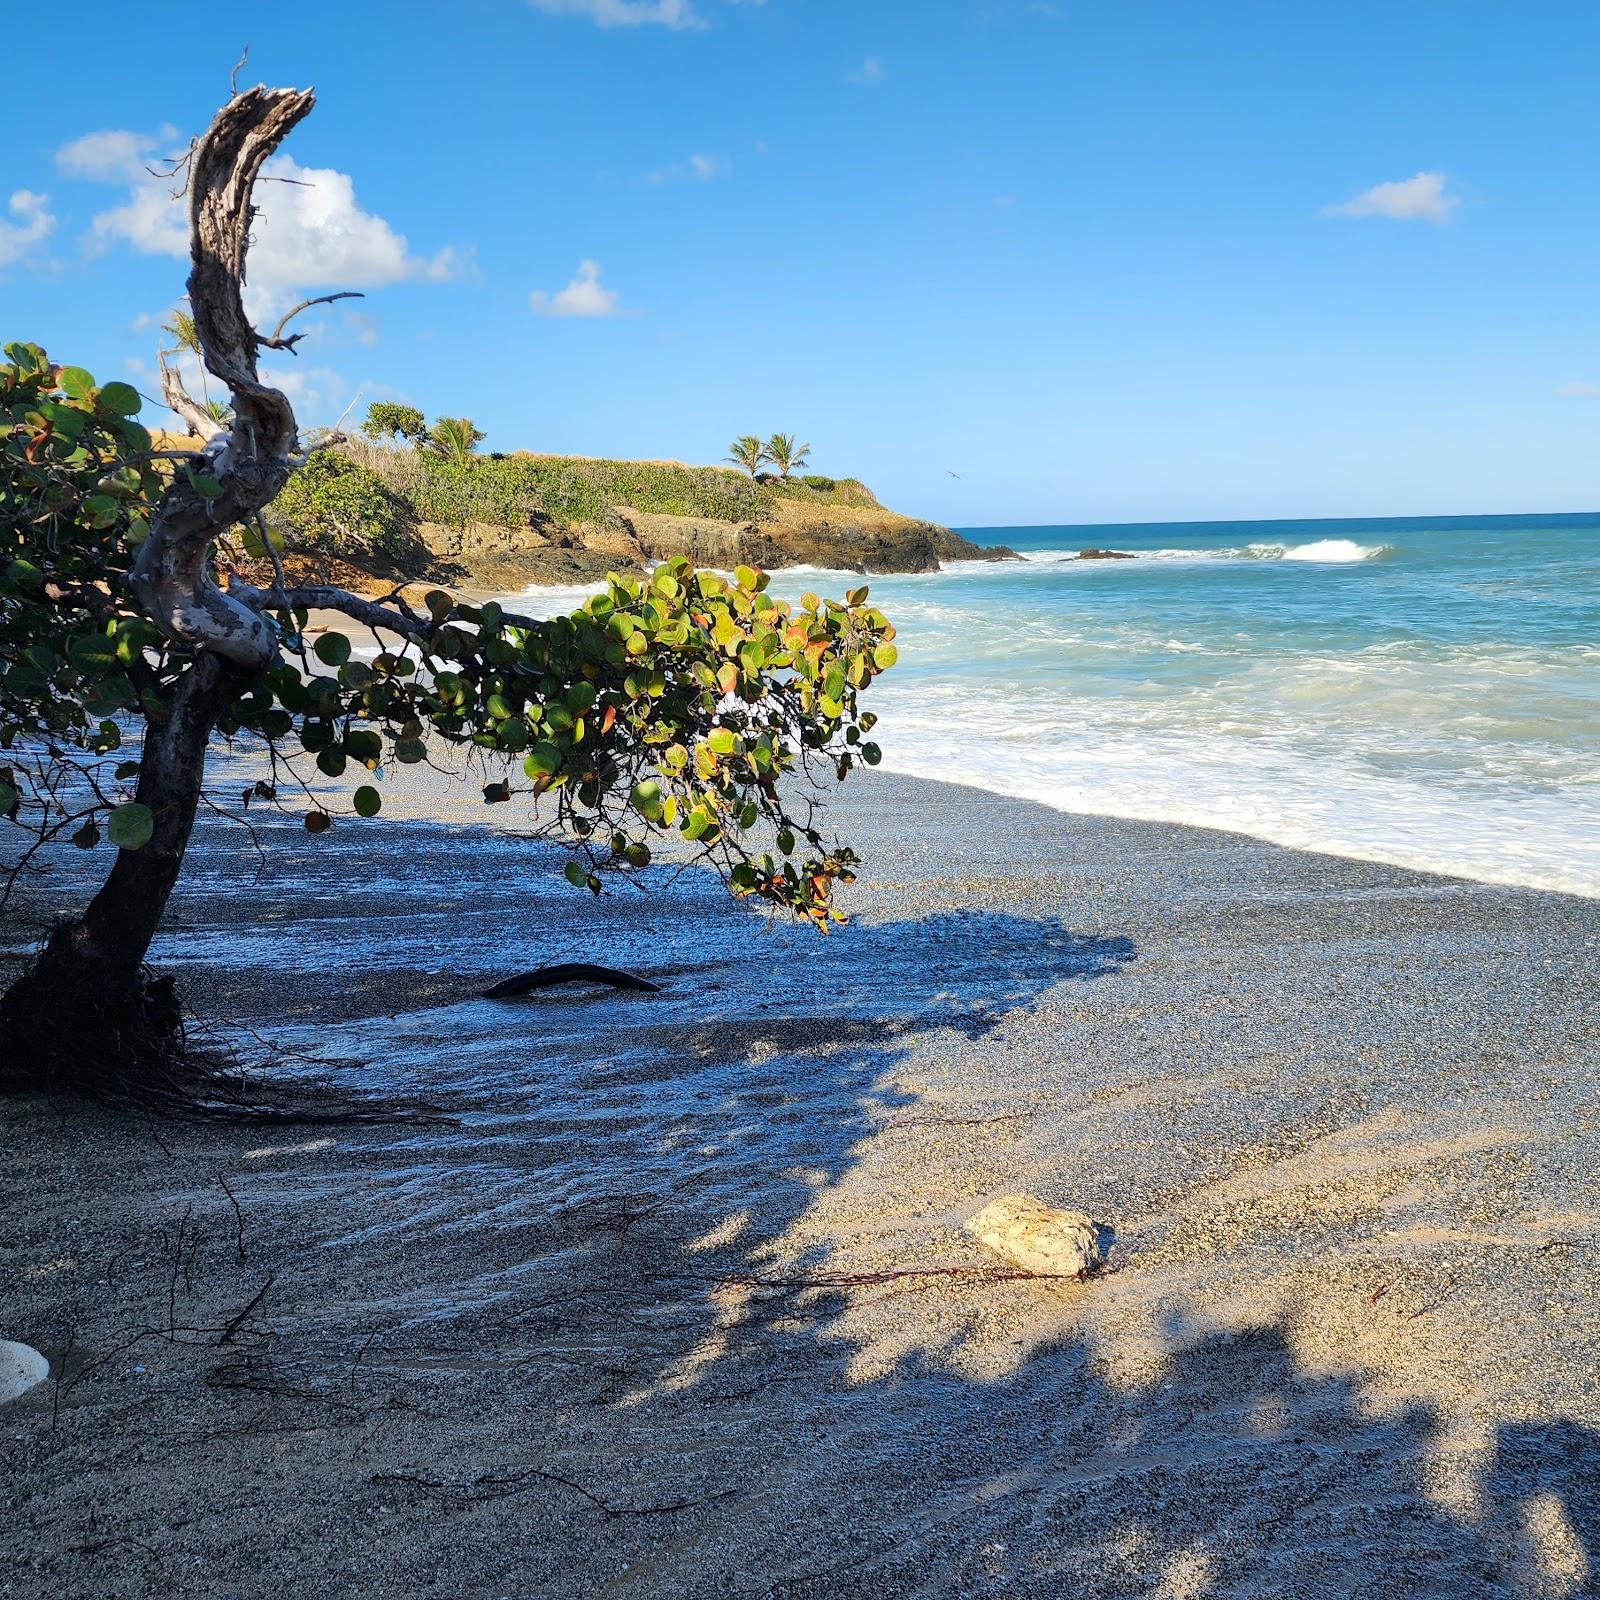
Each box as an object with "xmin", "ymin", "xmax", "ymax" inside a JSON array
[
  {"xmin": 510, "ymin": 512, "xmax": 1599, "ymax": 897},
  {"xmin": 845, "ymin": 514, "xmax": 1599, "ymax": 897}
]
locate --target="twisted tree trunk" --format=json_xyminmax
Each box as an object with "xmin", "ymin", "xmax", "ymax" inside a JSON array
[
  {"xmin": 1, "ymin": 88, "xmax": 317, "ymax": 1098},
  {"xmin": 0, "ymin": 658, "xmax": 244, "ymax": 1095}
]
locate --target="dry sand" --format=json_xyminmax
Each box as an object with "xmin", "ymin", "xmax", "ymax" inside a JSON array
[{"xmin": 2, "ymin": 770, "xmax": 1598, "ymax": 1597}]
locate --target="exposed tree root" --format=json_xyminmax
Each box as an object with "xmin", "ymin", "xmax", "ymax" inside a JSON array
[
  {"xmin": 0, "ymin": 953, "xmax": 443, "ymax": 1125},
  {"xmin": 482, "ymin": 962, "xmax": 664, "ymax": 998}
]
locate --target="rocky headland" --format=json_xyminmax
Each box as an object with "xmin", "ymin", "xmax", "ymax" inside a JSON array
[{"xmin": 259, "ymin": 444, "xmax": 1017, "ymax": 592}]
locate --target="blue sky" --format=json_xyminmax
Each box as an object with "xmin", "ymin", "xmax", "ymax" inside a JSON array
[{"xmin": 7, "ymin": 1, "xmax": 1600, "ymax": 525}]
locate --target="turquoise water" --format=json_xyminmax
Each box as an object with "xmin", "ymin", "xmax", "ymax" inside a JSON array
[
  {"xmin": 513, "ymin": 512, "xmax": 1599, "ymax": 895},
  {"xmin": 846, "ymin": 514, "xmax": 1600, "ymax": 895}
]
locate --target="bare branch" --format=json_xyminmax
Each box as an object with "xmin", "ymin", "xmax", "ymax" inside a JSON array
[
  {"xmin": 131, "ymin": 86, "xmax": 319, "ymax": 672},
  {"xmin": 227, "ymin": 580, "xmax": 433, "ymax": 643},
  {"xmin": 158, "ymin": 348, "xmax": 223, "ymax": 443},
  {"xmin": 229, "ymin": 45, "xmax": 250, "ymax": 94},
  {"xmin": 227, "ymin": 579, "xmax": 546, "ymax": 644},
  {"xmin": 255, "ymin": 291, "xmax": 365, "ymax": 354}
]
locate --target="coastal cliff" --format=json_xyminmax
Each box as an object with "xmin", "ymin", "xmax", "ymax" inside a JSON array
[{"xmin": 264, "ymin": 444, "xmax": 1016, "ymax": 589}]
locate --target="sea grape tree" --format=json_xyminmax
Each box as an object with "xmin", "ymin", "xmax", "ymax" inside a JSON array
[
  {"xmin": 360, "ymin": 401, "xmax": 427, "ymax": 446},
  {"xmin": 0, "ymin": 84, "xmax": 896, "ymax": 1102}
]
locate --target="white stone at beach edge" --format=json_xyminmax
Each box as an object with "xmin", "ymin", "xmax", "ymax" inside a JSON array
[
  {"xmin": 964, "ymin": 1195, "xmax": 1103, "ymax": 1277},
  {"xmin": 0, "ymin": 1340, "xmax": 49, "ymax": 1405}
]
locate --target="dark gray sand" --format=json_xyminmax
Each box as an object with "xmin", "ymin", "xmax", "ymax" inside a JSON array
[{"xmin": 3, "ymin": 772, "xmax": 1598, "ymax": 1598}]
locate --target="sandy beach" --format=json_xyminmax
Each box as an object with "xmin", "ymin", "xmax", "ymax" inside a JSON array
[{"xmin": 2, "ymin": 771, "xmax": 1597, "ymax": 1598}]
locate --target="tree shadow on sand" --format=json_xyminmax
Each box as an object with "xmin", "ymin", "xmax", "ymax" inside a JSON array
[
  {"xmin": 12, "ymin": 815, "xmax": 1600, "ymax": 1599},
  {"xmin": 200, "ymin": 895, "xmax": 1597, "ymax": 1597}
]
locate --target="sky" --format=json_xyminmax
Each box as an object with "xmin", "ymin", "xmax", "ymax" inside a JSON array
[{"xmin": 7, "ymin": 0, "xmax": 1600, "ymax": 526}]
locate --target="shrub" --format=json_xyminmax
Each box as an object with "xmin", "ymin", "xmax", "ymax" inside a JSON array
[
  {"xmin": 270, "ymin": 451, "xmax": 418, "ymax": 567},
  {"xmin": 361, "ymin": 402, "xmax": 426, "ymax": 444},
  {"xmin": 409, "ymin": 456, "xmax": 769, "ymax": 530}
]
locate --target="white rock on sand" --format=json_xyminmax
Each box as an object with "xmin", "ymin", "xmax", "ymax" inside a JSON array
[
  {"xmin": 0, "ymin": 1341, "xmax": 48, "ymax": 1406},
  {"xmin": 964, "ymin": 1194, "xmax": 1103, "ymax": 1277}
]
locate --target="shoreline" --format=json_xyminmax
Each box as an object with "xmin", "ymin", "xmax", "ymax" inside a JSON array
[
  {"xmin": 306, "ymin": 569, "xmax": 1600, "ymax": 903},
  {"xmin": 4, "ymin": 770, "xmax": 1598, "ymax": 1595}
]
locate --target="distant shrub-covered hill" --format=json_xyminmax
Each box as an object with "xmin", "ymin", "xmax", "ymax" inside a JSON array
[{"xmin": 264, "ymin": 442, "xmax": 1014, "ymax": 589}]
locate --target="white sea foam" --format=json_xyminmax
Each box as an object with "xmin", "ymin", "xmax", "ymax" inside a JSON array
[
  {"xmin": 1012, "ymin": 540, "xmax": 1391, "ymax": 565},
  {"xmin": 869, "ymin": 678, "xmax": 1600, "ymax": 897},
  {"xmin": 1271, "ymin": 538, "xmax": 1388, "ymax": 562}
]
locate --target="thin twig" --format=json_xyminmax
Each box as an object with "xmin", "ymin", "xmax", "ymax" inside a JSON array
[
  {"xmin": 217, "ymin": 1171, "xmax": 247, "ymax": 1262},
  {"xmin": 219, "ymin": 1273, "xmax": 276, "ymax": 1346}
]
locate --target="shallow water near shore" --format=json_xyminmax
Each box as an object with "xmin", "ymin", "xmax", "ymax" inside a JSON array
[{"xmin": 511, "ymin": 511, "xmax": 1600, "ymax": 896}]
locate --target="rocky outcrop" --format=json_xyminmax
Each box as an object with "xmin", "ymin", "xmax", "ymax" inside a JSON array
[
  {"xmin": 411, "ymin": 500, "xmax": 1017, "ymax": 588},
  {"xmin": 611, "ymin": 507, "xmax": 784, "ymax": 570},
  {"xmin": 416, "ymin": 517, "xmax": 622, "ymax": 588},
  {"xmin": 760, "ymin": 500, "xmax": 1017, "ymax": 575},
  {"xmin": 1078, "ymin": 548, "xmax": 1136, "ymax": 560}
]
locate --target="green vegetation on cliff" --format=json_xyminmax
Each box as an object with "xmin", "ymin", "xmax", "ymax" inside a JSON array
[
  {"xmin": 272, "ymin": 443, "xmax": 889, "ymax": 562},
  {"xmin": 412, "ymin": 453, "xmax": 775, "ymax": 528}
]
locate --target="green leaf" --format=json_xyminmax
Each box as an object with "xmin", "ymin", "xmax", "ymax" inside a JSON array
[
  {"xmin": 313, "ymin": 632, "xmax": 352, "ymax": 667},
  {"xmin": 58, "ymin": 366, "xmax": 95, "ymax": 400},
  {"xmin": 316, "ymin": 747, "xmax": 347, "ymax": 778},
  {"xmin": 873, "ymin": 643, "xmax": 899, "ymax": 670},
  {"xmin": 97, "ymin": 381, "xmax": 140, "ymax": 416},
  {"xmin": 189, "ymin": 473, "xmax": 224, "ymax": 500},
  {"xmin": 0, "ymin": 781, "xmax": 17, "ymax": 817},
  {"xmin": 107, "ymin": 802, "xmax": 154, "ymax": 850},
  {"xmin": 564, "ymin": 859, "xmax": 589, "ymax": 888},
  {"xmin": 524, "ymin": 741, "xmax": 562, "ymax": 777},
  {"xmin": 630, "ymin": 779, "xmax": 663, "ymax": 822},
  {"xmin": 353, "ymin": 784, "xmax": 382, "ymax": 818},
  {"xmin": 72, "ymin": 820, "xmax": 100, "ymax": 850}
]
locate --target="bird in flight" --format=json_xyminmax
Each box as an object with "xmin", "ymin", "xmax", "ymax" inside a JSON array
[{"xmin": 947, "ymin": 470, "xmax": 962, "ymax": 478}]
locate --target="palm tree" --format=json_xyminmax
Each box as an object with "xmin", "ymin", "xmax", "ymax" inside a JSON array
[
  {"xmin": 428, "ymin": 416, "xmax": 485, "ymax": 465},
  {"xmin": 161, "ymin": 305, "xmax": 213, "ymax": 414},
  {"xmin": 765, "ymin": 433, "xmax": 811, "ymax": 478},
  {"xmin": 725, "ymin": 435, "xmax": 769, "ymax": 476}
]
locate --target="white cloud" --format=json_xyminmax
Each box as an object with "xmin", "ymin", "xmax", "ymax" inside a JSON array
[
  {"xmin": 1323, "ymin": 171, "xmax": 1459, "ymax": 224},
  {"xmin": 846, "ymin": 56, "xmax": 885, "ymax": 86},
  {"xmin": 1557, "ymin": 381, "xmax": 1597, "ymax": 398},
  {"xmin": 646, "ymin": 151, "xmax": 727, "ymax": 183},
  {"xmin": 55, "ymin": 126, "xmax": 179, "ymax": 182},
  {"xmin": 530, "ymin": 259, "xmax": 628, "ymax": 317},
  {"xmin": 526, "ymin": 0, "xmax": 705, "ymax": 27},
  {"xmin": 261, "ymin": 362, "xmax": 363, "ymax": 423},
  {"xmin": 57, "ymin": 128, "xmax": 462, "ymax": 315},
  {"xmin": 247, "ymin": 156, "xmax": 461, "ymax": 300},
  {"xmin": 0, "ymin": 190, "xmax": 56, "ymax": 267}
]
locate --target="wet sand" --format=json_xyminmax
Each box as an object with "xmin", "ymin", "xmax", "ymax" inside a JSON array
[{"xmin": 2, "ymin": 772, "xmax": 1598, "ymax": 1598}]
